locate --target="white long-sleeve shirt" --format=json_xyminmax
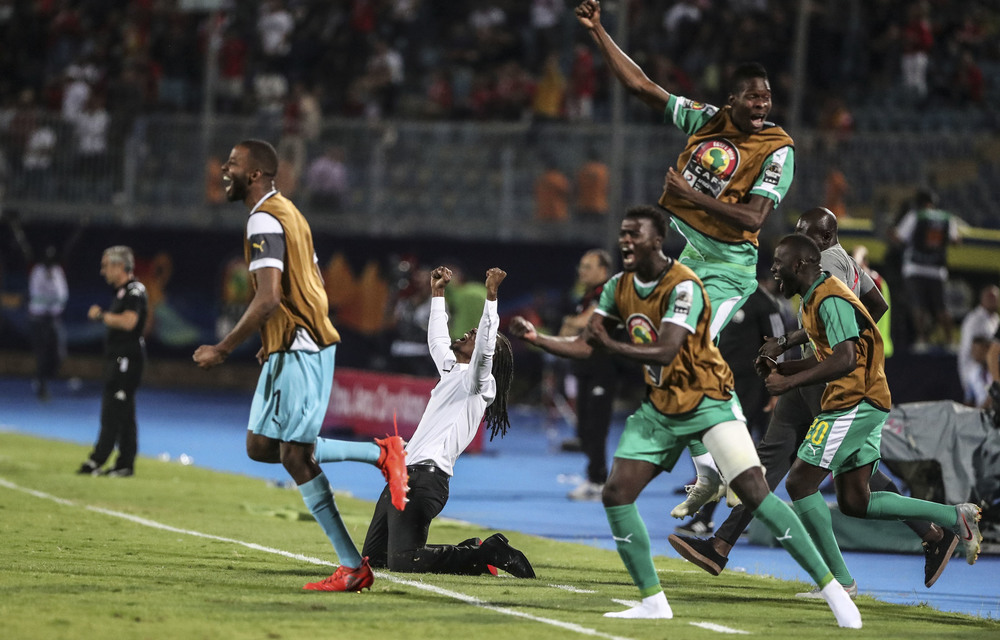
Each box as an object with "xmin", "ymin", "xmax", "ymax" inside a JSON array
[
  {"xmin": 28, "ymin": 263, "xmax": 68, "ymax": 317},
  {"xmin": 403, "ymin": 296, "xmax": 498, "ymax": 476}
]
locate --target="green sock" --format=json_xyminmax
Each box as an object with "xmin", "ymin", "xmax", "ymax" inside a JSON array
[
  {"xmin": 605, "ymin": 504, "xmax": 661, "ymax": 597},
  {"xmin": 867, "ymin": 491, "xmax": 958, "ymax": 527},
  {"xmin": 687, "ymin": 438, "xmax": 708, "ymax": 457},
  {"xmin": 314, "ymin": 438, "xmax": 380, "ymax": 465},
  {"xmin": 791, "ymin": 492, "xmax": 853, "ymax": 586},
  {"xmin": 753, "ymin": 493, "xmax": 834, "ymax": 587}
]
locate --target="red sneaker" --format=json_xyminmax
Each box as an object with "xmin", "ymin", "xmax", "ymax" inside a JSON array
[
  {"xmin": 375, "ymin": 436, "xmax": 409, "ymax": 511},
  {"xmin": 303, "ymin": 557, "xmax": 374, "ymax": 592}
]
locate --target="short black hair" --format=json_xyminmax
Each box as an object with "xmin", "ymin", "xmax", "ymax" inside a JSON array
[
  {"xmin": 730, "ymin": 62, "xmax": 768, "ymax": 96},
  {"xmin": 915, "ymin": 189, "xmax": 938, "ymax": 208},
  {"xmin": 238, "ymin": 139, "xmax": 279, "ymax": 177},
  {"xmin": 777, "ymin": 233, "xmax": 821, "ymax": 265},
  {"xmin": 623, "ymin": 205, "xmax": 667, "ymax": 238}
]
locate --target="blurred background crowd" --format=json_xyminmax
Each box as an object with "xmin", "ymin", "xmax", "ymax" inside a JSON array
[
  {"xmin": 0, "ymin": 0, "xmax": 999, "ymax": 415},
  {"xmin": 0, "ymin": 0, "xmax": 997, "ymax": 124}
]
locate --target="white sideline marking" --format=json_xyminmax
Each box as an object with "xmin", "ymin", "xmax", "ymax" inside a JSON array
[
  {"xmin": 611, "ymin": 598, "xmax": 641, "ymax": 607},
  {"xmin": 0, "ymin": 478, "xmax": 635, "ymax": 640},
  {"xmin": 551, "ymin": 584, "xmax": 597, "ymax": 593},
  {"xmin": 690, "ymin": 622, "xmax": 750, "ymax": 634}
]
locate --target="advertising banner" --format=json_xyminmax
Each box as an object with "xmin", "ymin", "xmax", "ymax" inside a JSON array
[{"xmin": 322, "ymin": 368, "xmax": 484, "ymax": 453}]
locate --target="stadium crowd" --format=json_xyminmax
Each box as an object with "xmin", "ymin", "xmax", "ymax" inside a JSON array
[{"xmin": 0, "ymin": 0, "xmax": 997, "ymax": 131}]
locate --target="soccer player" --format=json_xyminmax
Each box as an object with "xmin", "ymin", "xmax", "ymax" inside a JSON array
[
  {"xmin": 574, "ymin": 0, "xmax": 796, "ymax": 512},
  {"xmin": 511, "ymin": 206, "xmax": 860, "ymax": 627},
  {"xmin": 671, "ymin": 208, "xmax": 960, "ymax": 592},
  {"xmin": 315, "ymin": 266, "xmax": 534, "ymax": 578},
  {"xmin": 764, "ymin": 234, "xmax": 982, "ymax": 586},
  {"xmin": 193, "ymin": 139, "xmax": 379, "ymax": 592}
]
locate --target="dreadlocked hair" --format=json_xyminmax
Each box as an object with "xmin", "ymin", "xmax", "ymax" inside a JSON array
[{"xmin": 485, "ymin": 332, "xmax": 514, "ymax": 441}]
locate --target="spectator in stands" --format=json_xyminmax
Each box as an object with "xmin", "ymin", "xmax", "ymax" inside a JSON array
[
  {"xmin": 529, "ymin": 0, "xmax": 562, "ymax": 71},
  {"xmin": 534, "ymin": 156, "xmax": 571, "ymax": 222},
  {"xmin": 217, "ymin": 26, "xmax": 250, "ymax": 114},
  {"xmin": 575, "ymin": 149, "xmax": 609, "ymax": 218},
  {"xmin": 366, "ymin": 38, "xmax": 405, "ymax": 119},
  {"xmin": 151, "ymin": 18, "xmax": 198, "ymax": 112},
  {"xmin": 304, "ymin": 146, "xmax": 349, "ymax": 213},
  {"xmin": 531, "ymin": 53, "xmax": 567, "ymax": 122},
  {"xmin": 953, "ymin": 49, "xmax": 984, "ymax": 105},
  {"xmin": 257, "ymin": 0, "xmax": 295, "ymax": 73},
  {"xmin": 73, "ymin": 93, "xmax": 110, "ymax": 193},
  {"xmin": 424, "ymin": 69, "xmax": 455, "ymax": 119},
  {"xmin": 891, "ymin": 189, "xmax": 961, "ymax": 350},
  {"xmin": 901, "ymin": 3, "xmax": 934, "ymax": 100},
  {"xmin": 958, "ymin": 285, "xmax": 999, "ymax": 407},
  {"xmin": 567, "ymin": 43, "xmax": 597, "ymax": 122},
  {"xmin": 824, "ymin": 165, "xmax": 850, "ymax": 219},
  {"xmin": 60, "ymin": 63, "xmax": 92, "ymax": 123}
]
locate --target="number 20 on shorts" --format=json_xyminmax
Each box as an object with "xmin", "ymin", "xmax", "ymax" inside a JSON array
[{"xmin": 805, "ymin": 417, "xmax": 830, "ymax": 445}]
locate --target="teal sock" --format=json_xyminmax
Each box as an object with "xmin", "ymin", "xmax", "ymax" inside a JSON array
[
  {"xmin": 605, "ymin": 503, "xmax": 661, "ymax": 597},
  {"xmin": 299, "ymin": 473, "xmax": 362, "ymax": 568},
  {"xmin": 791, "ymin": 492, "xmax": 853, "ymax": 586},
  {"xmin": 867, "ymin": 491, "xmax": 958, "ymax": 527},
  {"xmin": 687, "ymin": 438, "xmax": 709, "ymax": 457},
  {"xmin": 754, "ymin": 493, "xmax": 834, "ymax": 587},
  {"xmin": 314, "ymin": 438, "xmax": 380, "ymax": 465}
]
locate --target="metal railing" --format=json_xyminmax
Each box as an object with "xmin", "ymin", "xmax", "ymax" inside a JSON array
[{"xmin": 4, "ymin": 113, "xmax": 1000, "ymax": 242}]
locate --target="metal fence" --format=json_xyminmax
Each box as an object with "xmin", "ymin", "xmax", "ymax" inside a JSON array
[{"xmin": 5, "ymin": 113, "xmax": 1000, "ymax": 243}]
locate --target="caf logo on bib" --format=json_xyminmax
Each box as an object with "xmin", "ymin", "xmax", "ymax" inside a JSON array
[
  {"xmin": 627, "ymin": 314, "xmax": 658, "ymax": 345},
  {"xmin": 684, "ymin": 138, "xmax": 740, "ymax": 199},
  {"xmin": 693, "ymin": 139, "xmax": 738, "ymax": 179},
  {"xmin": 627, "ymin": 314, "xmax": 665, "ymax": 386}
]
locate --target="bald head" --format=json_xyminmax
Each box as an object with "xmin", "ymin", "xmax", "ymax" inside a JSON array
[{"xmin": 794, "ymin": 207, "xmax": 838, "ymax": 251}]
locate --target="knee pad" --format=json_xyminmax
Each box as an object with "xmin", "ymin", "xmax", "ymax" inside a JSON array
[{"xmin": 701, "ymin": 420, "xmax": 762, "ymax": 481}]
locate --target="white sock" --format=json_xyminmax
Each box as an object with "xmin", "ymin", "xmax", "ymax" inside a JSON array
[
  {"xmin": 691, "ymin": 453, "xmax": 721, "ymax": 484},
  {"xmin": 604, "ymin": 592, "xmax": 673, "ymax": 619},
  {"xmin": 821, "ymin": 580, "xmax": 862, "ymax": 629}
]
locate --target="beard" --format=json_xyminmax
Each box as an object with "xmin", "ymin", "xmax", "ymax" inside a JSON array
[{"xmin": 226, "ymin": 177, "xmax": 247, "ymax": 202}]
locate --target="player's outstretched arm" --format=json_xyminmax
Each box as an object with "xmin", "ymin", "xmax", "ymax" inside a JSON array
[
  {"xmin": 484, "ymin": 267, "xmax": 505, "ymax": 301},
  {"xmin": 574, "ymin": 0, "xmax": 670, "ymax": 113},
  {"xmin": 512, "ymin": 315, "xmax": 594, "ymax": 360}
]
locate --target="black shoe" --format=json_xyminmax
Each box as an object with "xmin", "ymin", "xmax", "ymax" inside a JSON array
[
  {"xmin": 103, "ymin": 467, "xmax": 134, "ymax": 478},
  {"xmin": 923, "ymin": 528, "xmax": 958, "ymax": 588},
  {"xmin": 456, "ymin": 537, "xmax": 483, "ymax": 548},
  {"xmin": 481, "ymin": 533, "xmax": 535, "ymax": 578},
  {"xmin": 77, "ymin": 460, "xmax": 100, "ymax": 476},
  {"xmin": 667, "ymin": 534, "xmax": 728, "ymax": 576}
]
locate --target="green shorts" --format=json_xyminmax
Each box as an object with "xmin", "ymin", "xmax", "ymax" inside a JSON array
[
  {"xmin": 615, "ymin": 395, "xmax": 746, "ymax": 471},
  {"xmin": 796, "ymin": 401, "xmax": 887, "ymax": 475},
  {"xmin": 678, "ymin": 246, "xmax": 758, "ymax": 340}
]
